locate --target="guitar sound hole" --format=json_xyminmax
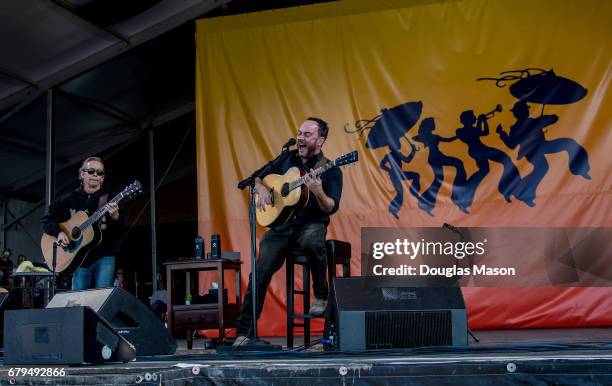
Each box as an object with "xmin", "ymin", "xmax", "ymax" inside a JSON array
[
  {"xmin": 281, "ymin": 183, "xmax": 290, "ymax": 197},
  {"xmin": 71, "ymin": 227, "xmax": 81, "ymax": 239}
]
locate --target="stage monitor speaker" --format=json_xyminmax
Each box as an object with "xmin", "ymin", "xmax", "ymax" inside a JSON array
[
  {"xmin": 47, "ymin": 287, "xmax": 176, "ymax": 356},
  {"xmin": 332, "ymin": 277, "xmax": 467, "ymax": 351},
  {"xmin": 4, "ymin": 306, "xmax": 136, "ymax": 364}
]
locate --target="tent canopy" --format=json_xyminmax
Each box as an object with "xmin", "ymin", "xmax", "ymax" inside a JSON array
[{"xmin": 0, "ymin": 0, "xmax": 332, "ymax": 202}]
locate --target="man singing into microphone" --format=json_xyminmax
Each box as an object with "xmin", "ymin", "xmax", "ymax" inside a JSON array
[{"xmin": 234, "ymin": 117, "xmax": 343, "ymax": 346}]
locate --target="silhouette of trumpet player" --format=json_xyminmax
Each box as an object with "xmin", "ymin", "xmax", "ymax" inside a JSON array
[{"xmin": 454, "ymin": 105, "xmax": 527, "ymax": 210}]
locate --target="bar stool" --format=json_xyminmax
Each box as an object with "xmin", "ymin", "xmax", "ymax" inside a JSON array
[{"xmin": 286, "ymin": 239, "xmax": 351, "ymax": 348}]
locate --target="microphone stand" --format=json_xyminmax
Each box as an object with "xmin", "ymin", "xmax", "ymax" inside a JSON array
[
  {"xmin": 442, "ymin": 223, "xmax": 479, "ymax": 343},
  {"xmin": 235, "ymin": 145, "xmax": 291, "ymax": 350},
  {"xmin": 50, "ymin": 241, "xmax": 58, "ymax": 301}
]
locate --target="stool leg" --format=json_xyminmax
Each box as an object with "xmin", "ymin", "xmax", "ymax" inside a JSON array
[
  {"xmin": 303, "ymin": 265, "xmax": 310, "ymax": 347},
  {"xmin": 286, "ymin": 261, "xmax": 294, "ymax": 349},
  {"xmin": 327, "ymin": 251, "xmax": 335, "ymax": 286},
  {"xmin": 187, "ymin": 329, "xmax": 193, "ymax": 350},
  {"xmin": 343, "ymin": 260, "xmax": 350, "ymax": 277}
]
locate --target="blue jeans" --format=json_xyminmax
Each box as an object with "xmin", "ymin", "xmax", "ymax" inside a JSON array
[{"xmin": 72, "ymin": 255, "xmax": 115, "ymax": 290}]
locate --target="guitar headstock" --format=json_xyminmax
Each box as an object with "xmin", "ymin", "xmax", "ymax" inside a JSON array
[
  {"xmin": 123, "ymin": 180, "xmax": 143, "ymax": 199},
  {"xmin": 334, "ymin": 151, "xmax": 358, "ymax": 167}
]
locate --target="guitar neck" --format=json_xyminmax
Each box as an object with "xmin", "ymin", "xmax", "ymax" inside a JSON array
[
  {"xmin": 289, "ymin": 161, "xmax": 335, "ymax": 191},
  {"xmin": 78, "ymin": 193, "xmax": 124, "ymax": 231}
]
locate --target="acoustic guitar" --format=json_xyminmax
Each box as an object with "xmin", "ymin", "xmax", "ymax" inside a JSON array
[
  {"xmin": 255, "ymin": 151, "xmax": 358, "ymax": 227},
  {"xmin": 41, "ymin": 181, "xmax": 142, "ymax": 274}
]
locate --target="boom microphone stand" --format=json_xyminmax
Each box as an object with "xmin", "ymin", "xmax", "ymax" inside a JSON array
[
  {"xmin": 442, "ymin": 223, "xmax": 480, "ymax": 343},
  {"xmin": 234, "ymin": 139, "xmax": 294, "ymax": 350}
]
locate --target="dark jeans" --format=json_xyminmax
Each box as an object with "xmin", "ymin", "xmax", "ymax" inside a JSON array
[
  {"xmin": 72, "ymin": 255, "xmax": 115, "ymax": 290},
  {"xmin": 236, "ymin": 222, "xmax": 328, "ymax": 336},
  {"xmin": 151, "ymin": 300, "xmax": 167, "ymax": 321}
]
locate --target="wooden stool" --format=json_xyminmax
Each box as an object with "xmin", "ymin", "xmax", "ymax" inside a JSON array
[{"xmin": 286, "ymin": 239, "xmax": 351, "ymax": 348}]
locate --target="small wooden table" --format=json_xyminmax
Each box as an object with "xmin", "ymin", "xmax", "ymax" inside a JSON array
[{"xmin": 164, "ymin": 258, "xmax": 241, "ymax": 349}]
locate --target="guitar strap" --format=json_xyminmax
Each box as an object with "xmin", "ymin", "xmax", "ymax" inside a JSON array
[
  {"xmin": 287, "ymin": 155, "xmax": 330, "ymax": 224},
  {"xmin": 98, "ymin": 193, "xmax": 109, "ymax": 230}
]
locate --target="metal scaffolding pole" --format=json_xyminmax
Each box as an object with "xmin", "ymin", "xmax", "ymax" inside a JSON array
[
  {"xmin": 0, "ymin": 197, "xmax": 6, "ymax": 251},
  {"xmin": 149, "ymin": 128, "xmax": 158, "ymax": 291},
  {"xmin": 45, "ymin": 89, "xmax": 57, "ymax": 298},
  {"xmin": 45, "ymin": 89, "xmax": 56, "ymax": 209}
]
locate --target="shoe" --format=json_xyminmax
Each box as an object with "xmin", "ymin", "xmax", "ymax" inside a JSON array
[
  {"xmin": 309, "ymin": 298, "xmax": 327, "ymax": 316},
  {"xmin": 418, "ymin": 201, "xmax": 434, "ymax": 217},
  {"xmin": 521, "ymin": 198, "xmax": 536, "ymax": 207},
  {"xmin": 457, "ymin": 205, "xmax": 470, "ymax": 214},
  {"xmin": 389, "ymin": 207, "xmax": 400, "ymax": 219},
  {"xmin": 232, "ymin": 335, "xmax": 250, "ymax": 347}
]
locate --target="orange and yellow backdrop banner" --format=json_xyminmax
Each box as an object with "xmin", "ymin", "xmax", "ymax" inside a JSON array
[{"xmin": 196, "ymin": 0, "xmax": 612, "ymax": 335}]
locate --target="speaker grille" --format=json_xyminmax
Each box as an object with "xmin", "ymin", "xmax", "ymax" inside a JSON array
[{"xmin": 365, "ymin": 311, "xmax": 452, "ymax": 349}]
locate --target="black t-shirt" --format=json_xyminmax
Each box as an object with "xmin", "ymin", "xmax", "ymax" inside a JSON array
[
  {"xmin": 259, "ymin": 150, "xmax": 343, "ymax": 226},
  {"xmin": 41, "ymin": 188, "xmax": 123, "ymax": 265},
  {"xmin": 0, "ymin": 258, "xmax": 13, "ymax": 285}
]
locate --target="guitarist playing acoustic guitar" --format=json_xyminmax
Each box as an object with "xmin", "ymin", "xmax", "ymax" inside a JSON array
[
  {"xmin": 42, "ymin": 156, "xmax": 122, "ymax": 290},
  {"xmin": 234, "ymin": 117, "xmax": 345, "ymax": 347}
]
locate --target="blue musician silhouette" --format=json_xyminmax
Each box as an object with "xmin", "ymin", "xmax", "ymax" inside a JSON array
[
  {"xmin": 364, "ymin": 102, "xmax": 424, "ymax": 219},
  {"xmin": 347, "ymin": 101, "xmax": 424, "ymax": 219},
  {"xmin": 478, "ymin": 68, "xmax": 593, "ymax": 206},
  {"xmin": 380, "ymin": 140, "xmax": 421, "ymax": 219},
  {"xmin": 496, "ymin": 100, "xmax": 591, "ymax": 206},
  {"xmin": 412, "ymin": 117, "xmax": 467, "ymax": 215},
  {"xmin": 455, "ymin": 108, "xmax": 525, "ymax": 210}
]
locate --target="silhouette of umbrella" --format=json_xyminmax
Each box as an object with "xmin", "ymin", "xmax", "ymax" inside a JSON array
[
  {"xmin": 509, "ymin": 69, "xmax": 588, "ymax": 105},
  {"xmin": 366, "ymin": 101, "xmax": 423, "ymax": 149}
]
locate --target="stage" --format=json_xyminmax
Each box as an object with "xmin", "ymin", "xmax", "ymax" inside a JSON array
[{"xmin": 1, "ymin": 328, "xmax": 611, "ymax": 385}]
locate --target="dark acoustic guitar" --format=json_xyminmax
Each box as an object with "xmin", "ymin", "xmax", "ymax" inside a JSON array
[{"xmin": 41, "ymin": 181, "xmax": 142, "ymax": 274}]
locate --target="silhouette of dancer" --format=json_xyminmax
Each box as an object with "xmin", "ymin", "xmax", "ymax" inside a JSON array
[
  {"xmin": 379, "ymin": 138, "xmax": 421, "ymax": 219},
  {"xmin": 456, "ymin": 110, "xmax": 524, "ymax": 209},
  {"xmin": 496, "ymin": 101, "xmax": 591, "ymax": 206},
  {"xmin": 412, "ymin": 117, "xmax": 468, "ymax": 215},
  {"xmin": 355, "ymin": 101, "xmax": 424, "ymax": 219}
]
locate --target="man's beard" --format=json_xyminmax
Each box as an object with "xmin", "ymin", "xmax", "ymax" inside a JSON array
[{"xmin": 299, "ymin": 142, "xmax": 316, "ymax": 158}]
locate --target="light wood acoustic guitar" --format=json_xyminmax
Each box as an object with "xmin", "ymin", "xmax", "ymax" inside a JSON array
[
  {"xmin": 41, "ymin": 181, "xmax": 142, "ymax": 274},
  {"xmin": 255, "ymin": 151, "xmax": 358, "ymax": 227}
]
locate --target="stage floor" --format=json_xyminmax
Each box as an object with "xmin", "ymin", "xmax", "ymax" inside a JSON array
[{"xmin": 1, "ymin": 328, "xmax": 611, "ymax": 385}]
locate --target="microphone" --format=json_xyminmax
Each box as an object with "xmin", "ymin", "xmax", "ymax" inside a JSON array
[
  {"xmin": 282, "ymin": 138, "xmax": 296, "ymax": 152},
  {"xmin": 442, "ymin": 222, "xmax": 460, "ymax": 235}
]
